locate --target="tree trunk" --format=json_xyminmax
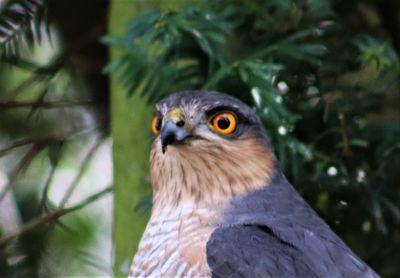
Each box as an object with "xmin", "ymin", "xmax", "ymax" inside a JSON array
[
  {"xmin": 108, "ymin": 0, "xmax": 197, "ymax": 276},
  {"xmin": 109, "ymin": 1, "xmax": 151, "ymax": 276}
]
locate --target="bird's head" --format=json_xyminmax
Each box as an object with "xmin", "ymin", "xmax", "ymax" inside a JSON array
[{"xmin": 150, "ymin": 91, "xmax": 276, "ymax": 207}]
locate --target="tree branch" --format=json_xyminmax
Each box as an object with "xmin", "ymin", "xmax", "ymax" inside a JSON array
[
  {"xmin": 0, "ymin": 100, "xmax": 94, "ymax": 109},
  {"xmin": 0, "ymin": 125, "xmax": 97, "ymax": 157},
  {"xmin": 58, "ymin": 137, "xmax": 104, "ymax": 208},
  {"xmin": 0, "ymin": 126, "xmax": 99, "ymax": 202},
  {"xmin": 0, "ymin": 185, "xmax": 112, "ymax": 247},
  {"xmin": 38, "ymin": 165, "xmax": 57, "ymax": 212},
  {"xmin": 338, "ymin": 112, "xmax": 353, "ymax": 168},
  {"xmin": 0, "ymin": 144, "xmax": 42, "ymax": 201}
]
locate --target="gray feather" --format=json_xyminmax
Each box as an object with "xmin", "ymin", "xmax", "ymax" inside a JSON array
[{"xmin": 207, "ymin": 171, "xmax": 379, "ymax": 278}]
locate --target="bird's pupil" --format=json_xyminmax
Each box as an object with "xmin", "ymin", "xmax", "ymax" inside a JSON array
[
  {"xmin": 217, "ymin": 117, "xmax": 230, "ymax": 130},
  {"xmin": 176, "ymin": 120, "xmax": 185, "ymax": 127}
]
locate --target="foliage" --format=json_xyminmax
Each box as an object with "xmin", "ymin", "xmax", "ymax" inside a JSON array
[
  {"xmin": 105, "ymin": 0, "xmax": 400, "ymax": 276},
  {"xmin": 0, "ymin": 0, "xmax": 111, "ymax": 277},
  {"xmin": 107, "ymin": 1, "xmax": 157, "ymax": 276},
  {"xmin": 0, "ymin": 0, "xmax": 48, "ymax": 58},
  {"xmin": 103, "ymin": 7, "xmax": 233, "ymax": 101}
]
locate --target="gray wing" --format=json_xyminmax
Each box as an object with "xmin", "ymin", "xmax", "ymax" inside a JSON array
[
  {"xmin": 207, "ymin": 171, "xmax": 379, "ymax": 278},
  {"xmin": 207, "ymin": 225, "xmax": 318, "ymax": 278}
]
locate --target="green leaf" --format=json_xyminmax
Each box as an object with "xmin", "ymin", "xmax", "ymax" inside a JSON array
[
  {"xmin": 349, "ymin": 139, "xmax": 369, "ymax": 148},
  {"xmin": 0, "ymin": 0, "xmax": 48, "ymax": 59}
]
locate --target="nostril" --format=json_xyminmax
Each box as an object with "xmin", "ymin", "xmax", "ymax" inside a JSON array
[{"xmin": 176, "ymin": 120, "xmax": 185, "ymax": 127}]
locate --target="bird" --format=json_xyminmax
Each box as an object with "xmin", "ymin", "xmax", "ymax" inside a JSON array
[{"xmin": 129, "ymin": 90, "xmax": 379, "ymax": 277}]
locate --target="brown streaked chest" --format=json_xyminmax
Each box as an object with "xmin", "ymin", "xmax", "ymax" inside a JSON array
[
  {"xmin": 150, "ymin": 137, "xmax": 275, "ymax": 208},
  {"xmin": 130, "ymin": 205, "xmax": 218, "ymax": 277}
]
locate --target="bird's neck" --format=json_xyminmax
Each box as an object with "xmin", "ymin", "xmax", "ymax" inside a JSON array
[{"xmin": 150, "ymin": 138, "xmax": 276, "ymax": 209}]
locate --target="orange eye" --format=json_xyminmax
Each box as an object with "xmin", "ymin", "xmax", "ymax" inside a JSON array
[
  {"xmin": 152, "ymin": 116, "xmax": 162, "ymax": 134},
  {"xmin": 210, "ymin": 112, "xmax": 237, "ymax": 135}
]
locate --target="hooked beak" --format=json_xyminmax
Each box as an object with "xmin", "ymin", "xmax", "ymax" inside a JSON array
[{"xmin": 161, "ymin": 108, "xmax": 190, "ymax": 153}]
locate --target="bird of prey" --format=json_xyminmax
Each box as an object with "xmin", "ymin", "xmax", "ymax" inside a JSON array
[{"xmin": 129, "ymin": 90, "xmax": 379, "ymax": 277}]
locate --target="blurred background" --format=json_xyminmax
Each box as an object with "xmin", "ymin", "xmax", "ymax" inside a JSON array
[{"xmin": 0, "ymin": 0, "xmax": 399, "ymax": 277}]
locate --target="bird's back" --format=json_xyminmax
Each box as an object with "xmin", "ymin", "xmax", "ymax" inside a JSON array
[{"xmin": 207, "ymin": 171, "xmax": 379, "ymax": 278}]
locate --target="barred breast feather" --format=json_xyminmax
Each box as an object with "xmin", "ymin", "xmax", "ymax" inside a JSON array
[{"xmin": 129, "ymin": 204, "xmax": 217, "ymax": 277}]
